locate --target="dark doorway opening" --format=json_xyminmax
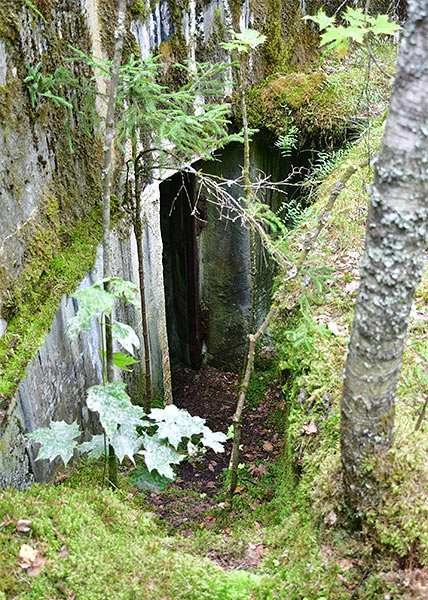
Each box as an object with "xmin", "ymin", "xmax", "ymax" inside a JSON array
[{"xmin": 160, "ymin": 172, "xmax": 203, "ymax": 370}]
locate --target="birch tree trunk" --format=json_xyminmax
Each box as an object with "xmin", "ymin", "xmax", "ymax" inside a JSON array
[{"xmin": 341, "ymin": 0, "xmax": 428, "ymax": 515}]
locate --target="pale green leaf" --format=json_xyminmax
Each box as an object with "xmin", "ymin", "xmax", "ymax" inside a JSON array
[
  {"xmin": 149, "ymin": 405, "xmax": 206, "ymax": 448},
  {"xmin": 201, "ymin": 426, "xmax": 228, "ymax": 453},
  {"xmin": 27, "ymin": 421, "xmax": 81, "ymax": 465},
  {"xmin": 99, "ymin": 351, "xmax": 139, "ymax": 371},
  {"xmin": 110, "ymin": 278, "xmax": 140, "ymax": 306},
  {"xmin": 234, "ymin": 29, "xmax": 266, "ymax": 49},
  {"xmin": 222, "ymin": 28, "xmax": 266, "ymax": 53},
  {"xmin": 139, "ymin": 434, "xmax": 184, "ymax": 479},
  {"xmin": 86, "ymin": 383, "xmax": 146, "ymax": 440},
  {"xmin": 110, "ymin": 422, "xmax": 144, "ymax": 464},
  {"xmin": 67, "ymin": 284, "xmax": 115, "ymax": 339},
  {"xmin": 369, "ymin": 14, "xmax": 401, "ymax": 36},
  {"xmin": 111, "ymin": 322, "xmax": 140, "ymax": 355},
  {"xmin": 343, "ymin": 7, "xmax": 366, "ymax": 26},
  {"xmin": 303, "ymin": 9, "xmax": 336, "ymax": 31},
  {"xmin": 78, "ymin": 434, "xmax": 106, "ymax": 460},
  {"xmin": 343, "ymin": 25, "xmax": 366, "ymax": 44},
  {"xmin": 320, "ymin": 25, "xmax": 350, "ymax": 47}
]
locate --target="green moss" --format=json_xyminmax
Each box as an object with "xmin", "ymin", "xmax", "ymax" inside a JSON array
[
  {"xmin": 261, "ymin": 0, "xmax": 286, "ymax": 76},
  {"xmin": 0, "ymin": 203, "xmax": 105, "ymax": 403},
  {"xmin": 165, "ymin": 0, "xmax": 189, "ymax": 79},
  {"xmin": 0, "ymin": 473, "xmax": 267, "ymax": 599},
  {"xmin": 129, "ymin": 0, "xmax": 150, "ymax": 20},
  {"xmin": 0, "ymin": 0, "xmax": 23, "ymax": 40}
]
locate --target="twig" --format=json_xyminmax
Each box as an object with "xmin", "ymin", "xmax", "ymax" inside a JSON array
[
  {"xmin": 414, "ymin": 394, "xmax": 428, "ymax": 432},
  {"xmin": 350, "ymin": 568, "xmax": 369, "ymax": 599},
  {"xmin": 227, "ymin": 159, "xmax": 368, "ymax": 505},
  {"xmin": 366, "ymin": 43, "xmax": 395, "ymax": 81}
]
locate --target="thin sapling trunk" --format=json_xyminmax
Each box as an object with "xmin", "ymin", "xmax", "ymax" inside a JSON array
[
  {"xmin": 101, "ymin": 0, "xmax": 127, "ymax": 487},
  {"xmin": 131, "ymin": 140, "xmax": 152, "ymax": 412}
]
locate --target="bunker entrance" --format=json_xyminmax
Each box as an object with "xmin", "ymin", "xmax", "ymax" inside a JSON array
[
  {"xmin": 160, "ymin": 172, "xmax": 203, "ymax": 370},
  {"xmin": 160, "ymin": 135, "xmax": 313, "ymax": 373}
]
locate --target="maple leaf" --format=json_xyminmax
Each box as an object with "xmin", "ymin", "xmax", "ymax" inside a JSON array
[
  {"xmin": 150, "ymin": 405, "xmax": 205, "ymax": 448},
  {"xmin": 139, "ymin": 434, "xmax": 184, "ymax": 479},
  {"xmin": 27, "ymin": 421, "xmax": 81, "ymax": 465},
  {"xmin": 86, "ymin": 383, "xmax": 146, "ymax": 440},
  {"xmin": 304, "ymin": 9, "xmax": 336, "ymax": 31},
  {"xmin": 201, "ymin": 427, "xmax": 227, "ymax": 453},
  {"xmin": 111, "ymin": 322, "xmax": 140, "ymax": 355}
]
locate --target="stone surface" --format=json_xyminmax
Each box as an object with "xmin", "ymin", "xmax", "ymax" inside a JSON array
[{"xmin": 0, "ymin": 0, "xmax": 313, "ymax": 487}]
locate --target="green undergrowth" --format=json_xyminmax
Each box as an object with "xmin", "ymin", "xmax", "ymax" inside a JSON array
[
  {"xmin": 0, "ymin": 464, "xmax": 268, "ymax": 600},
  {"xmin": 245, "ymin": 41, "xmax": 396, "ymax": 146},
  {"xmin": 272, "ymin": 112, "xmax": 428, "ymax": 575},
  {"xmin": 0, "ymin": 206, "xmax": 104, "ymax": 405}
]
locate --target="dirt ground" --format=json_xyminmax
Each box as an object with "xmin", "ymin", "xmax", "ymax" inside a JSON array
[{"xmin": 140, "ymin": 364, "xmax": 284, "ymax": 537}]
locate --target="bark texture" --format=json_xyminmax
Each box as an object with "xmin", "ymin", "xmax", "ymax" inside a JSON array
[
  {"xmin": 341, "ymin": 0, "xmax": 428, "ymax": 515},
  {"xmin": 101, "ymin": 0, "xmax": 127, "ymax": 487}
]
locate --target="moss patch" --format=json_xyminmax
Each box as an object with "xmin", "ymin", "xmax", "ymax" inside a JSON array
[
  {"xmin": 0, "ymin": 204, "xmax": 104, "ymax": 404},
  {"xmin": 246, "ymin": 43, "xmax": 395, "ymax": 145},
  {"xmin": 0, "ymin": 471, "xmax": 267, "ymax": 600}
]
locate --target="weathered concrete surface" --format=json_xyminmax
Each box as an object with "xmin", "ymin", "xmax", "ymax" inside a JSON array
[
  {"xmin": 0, "ymin": 0, "xmax": 365, "ymax": 487},
  {"xmin": 0, "ymin": 202, "xmax": 167, "ymax": 488}
]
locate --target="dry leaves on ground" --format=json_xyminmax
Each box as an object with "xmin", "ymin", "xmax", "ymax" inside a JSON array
[{"xmin": 18, "ymin": 544, "xmax": 48, "ymax": 576}]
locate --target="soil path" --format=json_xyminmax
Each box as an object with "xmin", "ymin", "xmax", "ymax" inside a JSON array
[{"xmin": 143, "ymin": 364, "xmax": 284, "ymax": 533}]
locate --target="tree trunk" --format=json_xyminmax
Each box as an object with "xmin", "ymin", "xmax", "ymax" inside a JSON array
[
  {"xmin": 341, "ymin": 0, "xmax": 428, "ymax": 515},
  {"xmin": 131, "ymin": 141, "xmax": 152, "ymax": 413},
  {"xmin": 101, "ymin": 0, "xmax": 127, "ymax": 487}
]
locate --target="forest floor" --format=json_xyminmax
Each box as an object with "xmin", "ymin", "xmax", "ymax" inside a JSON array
[{"xmin": 138, "ymin": 363, "xmax": 284, "ymax": 568}]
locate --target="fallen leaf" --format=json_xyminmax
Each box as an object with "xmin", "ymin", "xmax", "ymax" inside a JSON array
[
  {"xmin": 234, "ymin": 485, "xmax": 245, "ymax": 494},
  {"xmin": 246, "ymin": 542, "xmax": 265, "ymax": 566},
  {"xmin": 58, "ymin": 545, "xmax": 68, "ymax": 559},
  {"xmin": 16, "ymin": 519, "xmax": 32, "ymax": 533},
  {"xmin": 328, "ymin": 320, "xmax": 349, "ymax": 337},
  {"xmin": 19, "ymin": 544, "xmax": 38, "ymax": 567},
  {"xmin": 262, "ymin": 442, "xmax": 274, "ymax": 452},
  {"xmin": 19, "ymin": 544, "xmax": 48, "ymax": 576},
  {"xmin": 345, "ymin": 280, "xmax": 359, "ymax": 295},
  {"xmin": 337, "ymin": 558, "xmax": 354, "ymax": 571},
  {"xmin": 320, "ymin": 544, "xmax": 334, "ymax": 557},
  {"xmin": 56, "ymin": 581, "xmax": 68, "ymax": 595},
  {"xmin": 324, "ymin": 511, "xmax": 338, "ymax": 526},
  {"xmin": 248, "ymin": 464, "xmax": 269, "ymax": 478},
  {"xmin": 336, "ymin": 573, "xmax": 355, "ymax": 590},
  {"xmin": 327, "ymin": 320, "xmax": 342, "ymax": 336},
  {"xmin": 302, "ymin": 422, "xmax": 318, "ymax": 435}
]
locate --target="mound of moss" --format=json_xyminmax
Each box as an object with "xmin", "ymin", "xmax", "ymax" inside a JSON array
[
  {"xmin": 273, "ymin": 119, "xmax": 428, "ymax": 569},
  {"xmin": 245, "ymin": 44, "xmax": 395, "ymax": 146},
  {"xmin": 0, "ymin": 470, "xmax": 266, "ymax": 600}
]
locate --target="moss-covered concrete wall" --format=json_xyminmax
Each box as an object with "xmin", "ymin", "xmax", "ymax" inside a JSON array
[
  {"xmin": 0, "ymin": 0, "xmax": 103, "ymax": 330},
  {"xmin": 0, "ymin": 0, "xmax": 401, "ymax": 487}
]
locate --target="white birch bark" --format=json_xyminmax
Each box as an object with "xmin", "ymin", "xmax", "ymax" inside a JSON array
[{"xmin": 341, "ymin": 0, "xmax": 428, "ymax": 515}]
